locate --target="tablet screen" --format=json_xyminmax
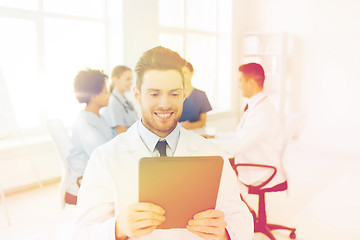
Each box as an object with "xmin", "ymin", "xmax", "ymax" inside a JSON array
[{"xmin": 139, "ymin": 156, "xmax": 223, "ymax": 229}]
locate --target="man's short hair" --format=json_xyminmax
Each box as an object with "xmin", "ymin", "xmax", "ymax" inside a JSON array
[
  {"xmin": 238, "ymin": 63, "xmax": 265, "ymax": 88},
  {"xmin": 135, "ymin": 46, "xmax": 187, "ymax": 90},
  {"xmin": 73, "ymin": 69, "xmax": 108, "ymax": 104}
]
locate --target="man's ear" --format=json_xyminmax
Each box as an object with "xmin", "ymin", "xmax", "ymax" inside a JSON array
[
  {"xmin": 249, "ymin": 78, "xmax": 257, "ymax": 88},
  {"xmin": 133, "ymin": 87, "xmax": 141, "ymax": 105},
  {"xmin": 248, "ymin": 78, "xmax": 255, "ymax": 86},
  {"xmin": 249, "ymin": 78, "xmax": 261, "ymax": 90}
]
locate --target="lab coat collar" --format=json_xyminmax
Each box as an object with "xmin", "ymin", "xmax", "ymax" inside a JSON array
[
  {"xmin": 248, "ymin": 91, "xmax": 267, "ymax": 110},
  {"xmin": 174, "ymin": 127, "xmax": 200, "ymax": 155},
  {"xmin": 122, "ymin": 120, "xmax": 200, "ymax": 155}
]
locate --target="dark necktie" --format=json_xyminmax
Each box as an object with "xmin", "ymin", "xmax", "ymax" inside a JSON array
[
  {"xmin": 155, "ymin": 140, "xmax": 167, "ymax": 157},
  {"xmin": 244, "ymin": 104, "xmax": 249, "ymax": 112}
]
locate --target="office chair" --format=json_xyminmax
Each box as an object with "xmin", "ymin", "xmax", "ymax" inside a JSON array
[
  {"xmin": 230, "ymin": 160, "xmax": 296, "ymax": 240},
  {"xmin": 47, "ymin": 119, "xmax": 75, "ymax": 209},
  {"xmin": 230, "ymin": 113, "xmax": 301, "ymax": 240}
]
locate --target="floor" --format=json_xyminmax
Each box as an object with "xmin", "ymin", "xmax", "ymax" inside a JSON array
[{"xmin": 0, "ymin": 139, "xmax": 359, "ymax": 240}]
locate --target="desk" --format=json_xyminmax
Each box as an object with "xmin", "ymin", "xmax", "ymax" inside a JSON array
[
  {"xmin": 0, "ymin": 135, "xmax": 50, "ymax": 189},
  {"xmin": 0, "ymin": 182, "xmax": 11, "ymax": 226},
  {"xmin": 0, "ymin": 134, "xmax": 61, "ymax": 194},
  {"xmin": 189, "ymin": 126, "xmax": 216, "ymax": 137}
]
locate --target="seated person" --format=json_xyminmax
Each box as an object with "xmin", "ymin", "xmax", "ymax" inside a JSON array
[
  {"xmin": 65, "ymin": 69, "xmax": 116, "ymax": 204},
  {"xmin": 179, "ymin": 61, "xmax": 212, "ymax": 129},
  {"xmin": 213, "ymin": 63, "xmax": 285, "ymax": 187},
  {"xmin": 73, "ymin": 46, "xmax": 254, "ymax": 240},
  {"xmin": 101, "ymin": 65, "xmax": 138, "ymax": 134}
]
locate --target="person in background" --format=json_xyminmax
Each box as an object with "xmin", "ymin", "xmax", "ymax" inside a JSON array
[
  {"xmin": 73, "ymin": 46, "xmax": 254, "ymax": 240},
  {"xmin": 101, "ymin": 65, "xmax": 138, "ymax": 134},
  {"xmin": 179, "ymin": 61, "xmax": 212, "ymax": 130},
  {"xmin": 65, "ymin": 69, "xmax": 115, "ymax": 204},
  {"xmin": 214, "ymin": 63, "xmax": 285, "ymax": 188}
]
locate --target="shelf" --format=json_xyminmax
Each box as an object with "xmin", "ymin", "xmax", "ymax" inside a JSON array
[
  {"xmin": 243, "ymin": 53, "xmax": 281, "ymax": 57},
  {"xmin": 241, "ymin": 31, "xmax": 288, "ymax": 114},
  {"xmin": 265, "ymin": 73, "xmax": 278, "ymax": 78},
  {"xmin": 243, "ymin": 31, "xmax": 284, "ymax": 36}
]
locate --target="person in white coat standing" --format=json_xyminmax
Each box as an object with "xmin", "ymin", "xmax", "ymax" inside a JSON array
[
  {"xmin": 215, "ymin": 63, "xmax": 285, "ymax": 188},
  {"xmin": 73, "ymin": 46, "xmax": 254, "ymax": 240},
  {"xmin": 101, "ymin": 65, "xmax": 138, "ymax": 134}
]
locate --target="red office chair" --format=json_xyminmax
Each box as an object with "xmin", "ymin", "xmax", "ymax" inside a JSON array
[
  {"xmin": 230, "ymin": 159, "xmax": 296, "ymax": 239},
  {"xmin": 228, "ymin": 113, "xmax": 302, "ymax": 239}
]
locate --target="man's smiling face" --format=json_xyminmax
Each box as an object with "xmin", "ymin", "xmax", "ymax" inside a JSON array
[{"xmin": 134, "ymin": 69, "xmax": 185, "ymax": 138}]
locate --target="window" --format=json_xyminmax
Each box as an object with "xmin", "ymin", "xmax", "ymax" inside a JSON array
[
  {"xmin": 0, "ymin": 18, "xmax": 39, "ymax": 129},
  {"xmin": 158, "ymin": 0, "xmax": 232, "ymax": 113},
  {"xmin": 0, "ymin": 0, "xmax": 122, "ymax": 135}
]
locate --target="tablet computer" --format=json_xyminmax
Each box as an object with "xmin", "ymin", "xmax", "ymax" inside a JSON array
[{"xmin": 139, "ymin": 156, "xmax": 224, "ymax": 229}]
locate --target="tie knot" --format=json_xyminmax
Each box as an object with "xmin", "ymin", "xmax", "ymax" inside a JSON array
[
  {"xmin": 155, "ymin": 140, "xmax": 167, "ymax": 157},
  {"xmin": 244, "ymin": 104, "xmax": 249, "ymax": 112}
]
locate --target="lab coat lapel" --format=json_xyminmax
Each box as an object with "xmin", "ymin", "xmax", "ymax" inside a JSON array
[
  {"xmin": 174, "ymin": 127, "xmax": 200, "ymax": 156},
  {"xmin": 238, "ymin": 94, "xmax": 267, "ymax": 130},
  {"xmin": 238, "ymin": 111, "xmax": 249, "ymax": 129},
  {"xmin": 122, "ymin": 123, "xmax": 152, "ymax": 159}
]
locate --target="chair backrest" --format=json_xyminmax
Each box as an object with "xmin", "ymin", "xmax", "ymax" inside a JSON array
[
  {"xmin": 47, "ymin": 119, "xmax": 72, "ymax": 168},
  {"xmin": 280, "ymin": 112, "xmax": 302, "ymax": 189},
  {"xmin": 47, "ymin": 119, "xmax": 74, "ymax": 209}
]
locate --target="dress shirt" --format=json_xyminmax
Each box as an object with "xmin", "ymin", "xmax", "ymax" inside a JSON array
[
  {"xmin": 237, "ymin": 92, "xmax": 267, "ymax": 129},
  {"xmin": 73, "ymin": 120, "xmax": 254, "ymax": 240},
  {"xmin": 66, "ymin": 110, "xmax": 115, "ymax": 195},
  {"xmin": 137, "ymin": 120, "xmax": 179, "ymax": 157},
  {"xmin": 101, "ymin": 89, "xmax": 138, "ymax": 130},
  {"xmin": 215, "ymin": 91, "xmax": 286, "ymax": 187}
]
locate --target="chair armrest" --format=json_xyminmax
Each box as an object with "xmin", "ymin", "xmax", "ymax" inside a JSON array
[
  {"xmin": 229, "ymin": 158, "xmax": 237, "ymax": 174},
  {"xmin": 233, "ymin": 162, "xmax": 277, "ymax": 191}
]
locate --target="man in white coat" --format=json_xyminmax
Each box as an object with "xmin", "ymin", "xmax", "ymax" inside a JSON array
[
  {"xmin": 73, "ymin": 46, "xmax": 254, "ymax": 240},
  {"xmin": 214, "ymin": 63, "xmax": 285, "ymax": 188}
]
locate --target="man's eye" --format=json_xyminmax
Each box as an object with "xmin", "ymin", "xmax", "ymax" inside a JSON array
[
  {"xmin": 149, "ymin": 93, "xmax": 158, "ymax": 97},
  {"xmin": 171, "ymin": 93, "xmax": 179, "ymax": 96}
]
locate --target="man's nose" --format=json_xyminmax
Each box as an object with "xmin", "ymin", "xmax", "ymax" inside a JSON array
[{"xmin": 158, "ymin": 95, "xmax": 171, "ymax": 109}]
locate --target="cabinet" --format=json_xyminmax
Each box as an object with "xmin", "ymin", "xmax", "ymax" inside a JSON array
[{"xmin": 242, "ymin": 32, "xmax": 289, "ymax": 114}]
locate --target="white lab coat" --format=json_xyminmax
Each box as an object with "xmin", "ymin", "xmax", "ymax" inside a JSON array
[
  {"xmin": 73, "ymin": 121, "xmax": 254, "ymax": 240},
  {"xmin": 215, "ymin": 93, "xmax": 286, "ymax": 188}
]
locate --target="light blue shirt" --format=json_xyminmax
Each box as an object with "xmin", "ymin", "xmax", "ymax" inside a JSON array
[
  {"xmin": 101, "ymin": 89, "xmax": 138, "ymax": 131},
  {"xmin": 66, "ymin": 110, "xmax": 115, "ymax": 195},
  {"xmin": 137, "ymin": 119, "xmax": 180, "ymax": 157}
]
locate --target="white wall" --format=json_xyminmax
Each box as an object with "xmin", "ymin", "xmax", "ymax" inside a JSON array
[
  {"xmin": 122, "ymin": 0, "xmax": 159, "ymax": 69},
  {"xmin": 238, "ymin": 0, "xmax": 360, "ymax": 155},
  {"xmin": 6, "ymin": 0, "xmax": 359, "ymax": 192},
  {"xmin": 121, "ymin": 0, "xmax": 243, "ymax": 132}
]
